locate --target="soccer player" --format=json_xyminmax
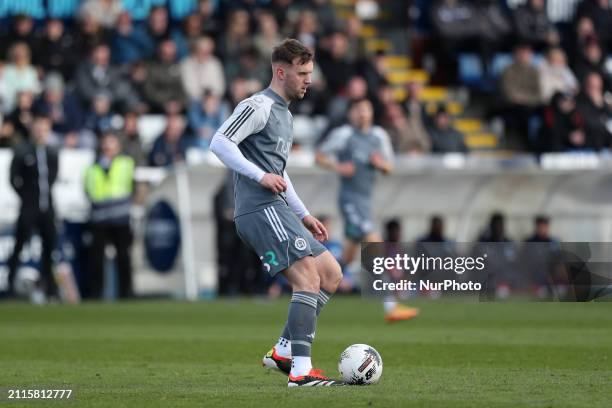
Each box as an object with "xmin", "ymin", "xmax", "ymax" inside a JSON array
[
  {"xmin": 210, "ymin": 39, "xmax": 347, "ymax": 387},
  {"xmin": 315, "ymin": 98, "xmax": 419, "ymax": 322}
]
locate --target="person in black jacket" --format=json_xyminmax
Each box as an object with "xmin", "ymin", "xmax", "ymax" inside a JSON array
[
  {"xmin": 512, "ymin": 0, "xmax": 560, "ymax": 51},
  {"xmin": 7, "ymin": 112, "xmax": 59, "ymax": 299}
]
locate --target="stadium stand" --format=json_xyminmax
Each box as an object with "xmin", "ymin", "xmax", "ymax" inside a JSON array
[{"xmin": 1, "ymin": 0, "xmax": 612, "ymax": 299}]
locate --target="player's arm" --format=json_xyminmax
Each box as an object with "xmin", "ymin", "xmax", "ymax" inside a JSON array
[
  {"xmin": 371, "ymin": 127, "xmax": 394, "ymax": 175},
  {"xmin": 315, "ymin": 127, "xmax": 355, "ymax": 177},
  {"xmin": 283, "ymin": 170, "xmax": 309, "ymax": 219},
  {"xmin": 210, "ymin": 101, "xmax": 286, "ymax": 193},
  {"xmin": 284, "ymin": 170, "xmax": 328, "ymax": 241}
]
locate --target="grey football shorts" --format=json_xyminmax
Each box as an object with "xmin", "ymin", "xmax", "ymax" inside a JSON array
[
  {"xmin": 340, "ymin": 199, "xmax": 374, "ymax": 241},
  {"xmin": 234, "ymin": 203, "xmax": 327, "ymax": 276}
]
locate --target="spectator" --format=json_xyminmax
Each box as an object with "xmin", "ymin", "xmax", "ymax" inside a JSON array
[
  {"xmin": 197, "ymin": 0, "xmax": 222, "ymax": 40},
  {"xmin": 429, "ymin": 0, "xmax": 479, "ymax": 84},
  {"xmin": 344, "ymin": 15, "xmax": 367, "ymax": 64},
  {"xmin": 372, "ymin": 81, "xmax": 395, "ymax": 123},
  {"xmin": 570, "ymin": 16, "xmax": 599, "ymax": 61},
  {"xmin": 73, "ymin": 12, "xmax": 109, "ymax": 58},
  {"xmin": 32, "ymin": 18, "xmax": 77, "ymax": 80},
  {"xmin": 476, "ymin": 0, "xmax": 513, "ymax": 51},
  {"xmin": 132, "ymin": 5, "xmax": 188, "ymax": 60},
  {"xmin": 573, "ymin": 39, "xmax": 612, "ymax": 92},
  {"xmin": 7, "ymin": 112, "xmax": 60, "ymax": 301},
  {"xmin": 225, "ymin": 47, "xmax": 272, "ymax": 88},
  {"xmin": 110, "ymin": 11, "xmax": 151, "ymax": 65},
  {"xmin": 33, "ymin": 73, "xmax": 85, "ymax": 143},
  {"xmin": 294, "ymin": 9, "xmax": 319, "ymax": 51},
  {"xmin": 429, "ymin": 107, "xmax": 468, "ymax": 153},
  {"xmin": 479, "ymin": 213, "xmax": 513, "ymax": 243},
  {"xmin": 525, "ymin": 215, "xmax": 557, "ymax": 243},
  {"xmin": 576, "ymin": 72, "xmax": 612, "ymax": 150},
  {"xmin": 148, "ymin": 113, "xmax": 190, "ymax": 167},
  {"xmin": 226, "ymin": 76, "xmax": 262, "ymax": 109},
  {"xmin": 418, "ymin": 215, "xmax": 450, "ymax": 243},
  {"xmin": 326, "ymin": 75, "xmax": 369, "ymax": 129},
  {"xmin": 254, "ymin": 10, "xmax": 282, "ymax": 61},
  {"xmin": 84, "ymin": 131, "xmax": 135, "ymax": 299},
  {"xmin": 512, "ymin": 0, "xmax": 560, "ymax": 50},
  {"xmin": 522, "ymin": 215, "xmax": 562, "ymax": 298},
  {"xmin": 127, "ymin": 61, "xmax": 148, "ymax": 110},
  {"xmin": 500, "ymin": 43, "xmax": 541, "ymax": 148},
  {"xmin": 144, "ymin": 39, "xmax": 186, "ymax": 114},
  {"xmin": 0, "ymin": 14, "xmax": 36, "ymax": 60},
  {"xmin": 308, "ymin": 0, "xmax": 337, "ymax": 34},
  {"xmin": 540, "ymin": 92, "xmax": 586, "ymax": 152},
  {"xmin": 263, "ymin": 0, "xmax": 294, "ymax": 32},
  {"xmin": 0, "ymin": 43, "xmax": 41, "ymax": 114},
  {"xmin": 3, "ymin": 91, "xmax": 36, "ymax": 144},
  {"xmin": 76, "ymin": 43, "xmax": 140, "ymax": 112},
  {"xmin": 539, "ymin": 48, "xmax": 579, "ymax": 104},
  {"xmin": 318, "ymin": 30, "xmax": 356, "ymax": 94},
  {"xmin": 218, "ymin": 9, "xmax": 253, "ymax": 67},
  {"xmin": 475, "ymin": 212, "xmax": 519, "ymax": 297},
  {"xmin": 180, "ymin": 36, "xmax": 226, "ymax": 101},
  {"xmin": 173, "ymin": 13, "xmax": 204, "ymax": 59},
  {"xmin": 188, "ymin": 90, "xmax": 228, "ymax": 149},
  {"xmin": 120, "ymin": 111, "xmax": 146, "ymax": 166},
  {"xmin": 79, "ymin": 0, "xmax": 123, "ymax": 29},
  {"xmin": 575, "ymin": 0, "xmax": 612, "ymax": 53},
  {"xmin": 383, "ymin": 102, "xmax": 431, "ymax": 154},
  {"xmin": 83, "ymin": 90, "xmax": 117, "ymax": 138},
  {"xmin": 400, "ymin": 82, "xmax": 431, "ymax": 153},
  {"xmin": 415, "ymin": 215, "xmax": 457, "ymax": 286}
]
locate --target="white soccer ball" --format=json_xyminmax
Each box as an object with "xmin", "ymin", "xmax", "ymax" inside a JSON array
[{"xmin": 338, "ymin": 344, "xmax": 383, "ymax": 385}]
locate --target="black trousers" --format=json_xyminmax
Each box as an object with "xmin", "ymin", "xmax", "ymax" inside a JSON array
[
  {"xmin": 8, "ymin": 208, "xmax": 58, "ymax": 296},
  {"xmin": 88, "ymin": 223, "xmax": 133, "ymax": 299}
]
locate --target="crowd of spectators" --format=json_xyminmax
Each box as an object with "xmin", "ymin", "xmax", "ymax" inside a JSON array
[
  {"xmin": 0, "ymin": 0, "xmax": 472, "ymax": 164},
  {"xmin": 0, "ymin": 1, "xmax": 610, "ymax": 160},
  {"xmin": 430, "ymin": 0, "xmax": 612, "ymax": 152}
]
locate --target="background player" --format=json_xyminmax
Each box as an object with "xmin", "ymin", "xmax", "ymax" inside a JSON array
[
  {"xmin": 210, "ymin": 39, "xmax": 348, "ymax": 387},
  {"xmin": 316, "ymin": 98, "xmax": 419, "ymax": 322}
]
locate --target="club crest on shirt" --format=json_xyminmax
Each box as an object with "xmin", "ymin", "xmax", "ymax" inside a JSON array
[{"xmin": 294, "ymin": 237, "xmax": 307, "ymax": 251}]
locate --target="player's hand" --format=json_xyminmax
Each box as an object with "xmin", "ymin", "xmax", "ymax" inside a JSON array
[
  {"xmin": 302, "ymin": 215, "xmax": 328, "ymax": 242},
  {"xmin": 336, "ymin": 162, "xmax": 356, "ymax": 177},
  {"xmin": 370, "ymin": 152, "xmax": 385, "ymax": 169},
  {"xmin": 259, "ymin": 173, "xmax": 287, "ymax": 194},
  {"xmin": 370, "ymin": 152, "xmax": 392, "ymax": 173}
]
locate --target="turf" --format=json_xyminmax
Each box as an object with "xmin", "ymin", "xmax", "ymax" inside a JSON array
[{"xmin": 0, "ymin": 297, "xmax": 610, "ymax": 407}]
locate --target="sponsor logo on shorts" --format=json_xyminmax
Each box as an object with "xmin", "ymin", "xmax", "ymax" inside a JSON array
[{"xmin": 294, "ymin": 237, "xmax": 307, "ymax": 251}]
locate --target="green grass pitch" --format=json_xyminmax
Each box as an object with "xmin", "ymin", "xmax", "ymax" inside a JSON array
[{"xmin": 1, "ymin": 297, "xmax": 610, "ymax": 407}]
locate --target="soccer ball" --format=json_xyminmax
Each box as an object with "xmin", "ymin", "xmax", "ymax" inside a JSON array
[{"xmin": 338, "ymin": 344, "xmax": 383, "ymax": 385}]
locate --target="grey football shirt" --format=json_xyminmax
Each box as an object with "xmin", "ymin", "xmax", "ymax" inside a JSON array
[
  {"xmin": 215, "ymin": 88, "xmax": 293, "ymax": 217},
  {"xmin": 319, "ymin": 124, "xmax": 394, "ymax": 202}
]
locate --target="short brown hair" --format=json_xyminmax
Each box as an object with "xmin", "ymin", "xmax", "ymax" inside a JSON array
[{"xmin": 271, "ymin": 38, "xmax": 313, "ymax": 65}]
